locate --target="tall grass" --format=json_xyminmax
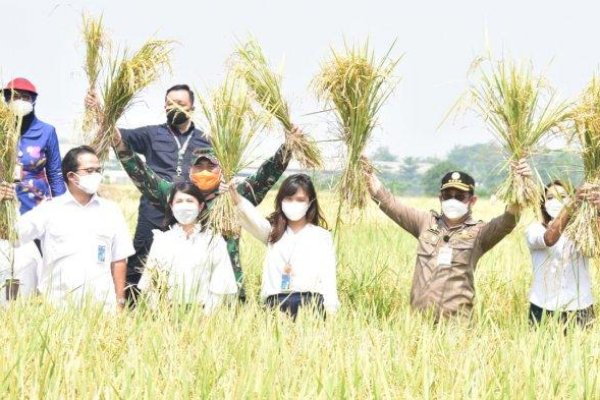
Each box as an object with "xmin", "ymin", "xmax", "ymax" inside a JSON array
[{"xmin": 2, "ymin": 187, "xmax": 600, "ymax": 398}]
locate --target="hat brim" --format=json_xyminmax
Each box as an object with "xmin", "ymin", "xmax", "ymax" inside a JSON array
[
  {"xmin": 440, "ymin": 182, "xmax": 473, "ymax": 192},
  {"xmin": 193, "ymin": 155, "xmax": 219, "ymax": 166}
]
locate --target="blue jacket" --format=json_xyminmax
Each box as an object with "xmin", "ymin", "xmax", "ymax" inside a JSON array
[{"xmin": 16, "ymin": 115, "xmax": 66, "ymax": 214}]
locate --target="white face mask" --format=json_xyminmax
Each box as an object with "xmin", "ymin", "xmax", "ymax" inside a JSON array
[
  {"xmin": 441, "ymin": 199, "xmax": 469, "ymax": 220},
  {"xmin": 75, "ymin": 172, "xmax": 102, "ymax": 195},
  {"xmin": 172, "ymin": 203, "xmax": 200, "ymax": 225},
  {"xmin": 281, "ymin": 200, "xmax": 310, "ymax": 222},
  {"xmin": 544, "ymin": 198, "xmax": 564, "ymax": 219},
  {"xmin": 9, "ymin": 99, "xmax": 34, "ymax": 117}
]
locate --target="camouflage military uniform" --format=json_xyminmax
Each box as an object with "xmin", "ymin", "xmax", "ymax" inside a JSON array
[{"xmin": 116, "ymin": 144, "xmax": 291, "ymax": 299}]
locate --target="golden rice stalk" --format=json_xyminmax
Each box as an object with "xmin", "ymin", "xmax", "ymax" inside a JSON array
[
  {"xmin": 565, "ymin": 75, "xmax": 600, "ymax": 257},
  {"xmin": 467, "ymin": 57, "xmax": 571, "ymax": 211},
  {"xmin": 82, "ymin": 13, "xmax": 107, "ymax": 136},
  {"xmin": 198, "ymin": 76, "xmax": 264, "ymax": 236},
  {"xmin": 234, "ymin": 39, "xmax": 323, "ymax": 169},
  {"xmin": 0, "ymin": 97, "xmax": 22, "ymax": 279},
  {"xmin": 313, "ymin": 41, "xmax": 400, "ymax": 209},
  {"xmin": 92, "ymin": 39, "xmax": 173, "ymax": 162}
]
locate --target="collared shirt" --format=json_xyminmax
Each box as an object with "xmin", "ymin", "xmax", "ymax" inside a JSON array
[
  {"xmin": 121, "ymin": 123, "xmax": 211, "ymax": 225},
  {"xmin": 373, "ymin": 189, "xmax": 517, "ymax": 318},
  {"xmin": 526, "ymin": 222, "xmax": 593, "ymax": 311},
  {"xmin": 16, "ymin": 190, "xmax": 135, "ymax": 307},
  {"xmin": 236, "ymin": 197, "xmax": 340, "ymax": 312},
  {"xmin": 0, "ymin": 240, "xmax": 41, "ymax": 304},
  {"xmin": 138, "ymin": 224, "xmax": 237, "ymax": 313}
]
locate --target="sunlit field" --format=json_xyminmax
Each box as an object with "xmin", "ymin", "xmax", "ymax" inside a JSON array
[{"xmin": 1, "ymin": 184, "xmax": 600, "ymax": 399}]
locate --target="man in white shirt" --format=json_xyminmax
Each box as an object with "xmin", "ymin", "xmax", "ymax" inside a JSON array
[{"xmin": 0, "ymin": 145, "xmax": 135, "ymax": 310}]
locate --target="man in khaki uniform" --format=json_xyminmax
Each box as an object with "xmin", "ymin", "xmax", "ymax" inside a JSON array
[{"xmin": 365, "ymin": 161, "xmax": 530, "ymax": 319}]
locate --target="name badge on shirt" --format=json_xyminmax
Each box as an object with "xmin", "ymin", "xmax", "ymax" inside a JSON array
[
  {"xmin": 97, "ymin": 244, "xmax": 107, "ymax": 264},
  {"xmin": 437, "ymin": 245, "xmax": 453, "ymax": 268}
]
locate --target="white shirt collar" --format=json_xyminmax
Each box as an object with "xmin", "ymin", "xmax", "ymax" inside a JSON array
[{"xmin": 60, "ymin": 188, "xmax": 101, "ymax": 207}]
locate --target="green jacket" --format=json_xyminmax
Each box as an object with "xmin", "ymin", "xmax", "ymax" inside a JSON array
[{"xmin": 116, "ymin": 144, "xmax": 291, "ymax": 295}]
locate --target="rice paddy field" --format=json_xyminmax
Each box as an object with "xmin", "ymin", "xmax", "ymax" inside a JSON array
[{"xmin": 2, "ymin": 184, "xmax": 600, "ymax": 399}]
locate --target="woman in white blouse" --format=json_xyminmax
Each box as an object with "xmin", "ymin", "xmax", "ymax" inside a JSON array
[
  {"xmin": 138, "ymin": 183, "xmax": 237, "ymax": 313},
  {"xmin": 0, "ymin": 240, "xmax": 41, "ymax": 304},
  {"xmin": 231, "ymin": 173, "xmax": 339, "ymax": 319},
  {"xmin": 525, "ymin": 181, "xmax": 599, "ymax": 327}
]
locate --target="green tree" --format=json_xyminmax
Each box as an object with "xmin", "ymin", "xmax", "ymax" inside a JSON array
[{"xmin": 371, "ymin": 146, "xmax": 398, "ymax": 162}]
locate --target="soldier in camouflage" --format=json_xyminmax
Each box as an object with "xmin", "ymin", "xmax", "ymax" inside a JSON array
[{"xmin": 112, "ymin": 128, "xmax": 301, "ymax": 300}]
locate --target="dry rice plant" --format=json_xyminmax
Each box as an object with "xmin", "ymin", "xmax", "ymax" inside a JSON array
[
  {"xmin": 465, "ymin": 57, "xmax": 571, "ymax": 211},
  {"xmin": 565, "ymin": 75, "xmax": 600, "ymax": 257},
  {"xmin": 198, "ymin": 76, "xmax": 264, "ymax": 236},
  {"xmin": 0, "ymin": 97, "xmax": 22, "ymax": 280},
  {"xmin": 91, "ymin": 40, "xmax": 172, "ymax": 162},
  {"xmin": 234, "ymin": 39, "xmax": 323, "ymax": 169},
  {"xmin": 81, "ymin": 13, "xmax": 107, "ymax": 137},
  {"xmin": 313, "ymin": 41, "xmax": 400, "ymax": 210}
]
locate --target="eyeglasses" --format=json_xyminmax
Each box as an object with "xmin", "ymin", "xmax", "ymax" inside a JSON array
[
  {"xmin": 441, "ymin": 191, "xmax": 470, "ymax": 202},
  {"xmin": 76, "ymin": 167, "xmax": 103, "ymax": 175}
]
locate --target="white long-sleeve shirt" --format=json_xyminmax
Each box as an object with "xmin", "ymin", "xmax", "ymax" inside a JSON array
[
  {"xmin": 0, "ymin": 240, "xmax": 41, "ymax": 304},
  {"xmin": 236, "ymin": 197, "xmax": 340, "ymax": 312},
  {"xmin": 16, "ymin": 191, "xmax": 135, "ymax": 308},
  {"xmin": 526, "ymin": 222, "xmax": 593, "ymax": 311},
  {"xmin": 138, "ymin": 224, "xmax": 238, "ymax": 313}
]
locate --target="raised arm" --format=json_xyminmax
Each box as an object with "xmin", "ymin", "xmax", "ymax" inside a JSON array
[
  {"xmin": 113, "ymin": 129, "xmax": 172, "ymax": 210},
  {"xmin": 365, "ymin": 169, "xmax": 429, "ymax": 238},
  {"xmin": 45, "ymin": 128, "xmax": 66, "ymax": 197},
  {"xmin": 231, "ymin": 186, "xmax": 271, "ymax": 244},
  {"xmin": 237, "ymin": 127, "xmax": 307, "ymax": 205}
]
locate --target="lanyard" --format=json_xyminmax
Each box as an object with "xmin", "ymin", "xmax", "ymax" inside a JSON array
[{"xmin": 169, "ymin": 128, "xmax": 194, "ymax": 177}]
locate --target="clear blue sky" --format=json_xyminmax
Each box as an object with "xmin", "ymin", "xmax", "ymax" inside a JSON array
[{"xmin": 1, "ymin": 0, "xmax": 596, "ymax": 160}]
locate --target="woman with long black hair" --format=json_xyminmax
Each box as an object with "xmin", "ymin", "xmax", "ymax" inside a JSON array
[
  {"xmin": 231, "ymin": 174, "xmax": 339, "ymax": 319},
  {"xmin": 525, "ymin": 181, "xmax": 599, "ymax": 327}
]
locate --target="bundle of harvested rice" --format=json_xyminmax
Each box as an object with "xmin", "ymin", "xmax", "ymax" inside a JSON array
[
  {"xmin": 234, "ymin": 39, "xmax": 323, "ymax": 169},
  {"xmin": 565, "ymin": 75, "xmax": 600, "ymax": 257},
  {"xmin": 466, "ymin": 57, "xmax": 571, "ymax": 210},
  {"xmin": 198, "ymin": 76, "xmax": 264, "ymax": 236},
  {"xmin": 313, "ymin": 42, "xmax": 400, "ymax": 210},
  {"xmin": 91, "ymin": 39, "xmax": 172, "ymax": 162},
  {"xmin": 81, "ymin": 13, "xmax": 107, "ymax": 136}
]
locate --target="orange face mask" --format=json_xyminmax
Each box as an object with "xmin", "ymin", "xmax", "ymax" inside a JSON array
[{"xmin": 191, "ymin": 170, "xmax": 221, "ymax": 192}]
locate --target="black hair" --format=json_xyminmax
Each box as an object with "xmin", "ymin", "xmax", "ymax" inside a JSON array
[
  {"xmin": 163, "ymin": 182, "xmax": 206, "ymax": 229},
  {"xmin": 540, "ymin": 180, "xmax": 565, "ymax": 226},
  {"xmin": 165, "ymin": 84, "xmax": 194, "ymax": 105},
  {"xmin": 61, "ymin": 145, "xmax": 97, "ymax": 181},
  {"xmin": 267, "ymin": 174, "xmax": 328, "ymax": 243}
]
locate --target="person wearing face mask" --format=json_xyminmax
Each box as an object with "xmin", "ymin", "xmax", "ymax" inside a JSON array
[
  {"xmin": 0, "ymin": 146, "xmax": 134, "ymax": 310},
  {"xmin": 112, "ymin": 126, "xmax": 301, "ymax": 302},
  {"xmin": 86, "ymin": 84, "xmax": 210, "ymax": 301},
  {"xmin": 364, "ymin": 160, "xmax": 531, "ymax": 320},
  {"xmin": 138, "ymin": 183, "xmax": 237, "ymax": 313},
  {"xmin": 525, "ymin": 181, "xmax": 600, "ymax": 327},
  {"xmin": 229, "ymin": 174, "xmax": 338, "ymax": 319},
  {"xmin": 1, "ymin": 78, "xmax": 65, "ymax": 215}
]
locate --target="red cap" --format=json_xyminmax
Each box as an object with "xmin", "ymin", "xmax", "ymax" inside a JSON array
[{"xmin": 3, "ymin": 78, "xmax": 37, "ymax": 95}]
